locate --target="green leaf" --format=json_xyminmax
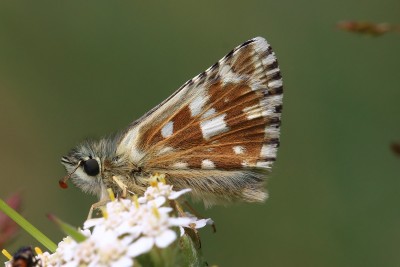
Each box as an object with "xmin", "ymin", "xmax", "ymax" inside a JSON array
[
  {"xmin": 0, "ymin": 198, "xmax": 57, "ymax": 252},
  {"xmin": 47, "ymin": 214, "xmax": 87, "ymax": 243},
  {"xmin": 180, "ymin": 233, "xmax": 206, "ymax": 267}
]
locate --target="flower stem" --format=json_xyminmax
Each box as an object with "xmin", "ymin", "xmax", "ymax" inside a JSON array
[{"xmin": 0, "ymin": 198, "xmax": 57, "ymax": 252}]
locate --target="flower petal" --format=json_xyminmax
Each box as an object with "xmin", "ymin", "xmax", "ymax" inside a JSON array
[
  {"xmin": 169, "ymin": 217, "xmax": 193, "ymax": 226},
  {"xmin": 111, "ymin": 256, "xmax": 133, "ymax": 267},
  {"xmin": 128, "ymin": 237, "xmax": 154, "ymax": 257},
  {"xmin": 83, "ymin": 218, "xmax": 104, "ymax": 229},
  {"xmin": 155, "ymin": 229, "xmax": 176, "ymax": 248},
  {"xmin": 169, "ymin": 188, "xmax": 192, "ymax": 199},
  {"xmin": 179, "ymin": 226, "xmax": 185, "ymax": 237},
  {"xmin": 152, "ymin": 196, "xmax": 166, "ymax": 207},
  {"xmin": 192, "ymin": 218, "xmax": 212, "ymax": 228}
]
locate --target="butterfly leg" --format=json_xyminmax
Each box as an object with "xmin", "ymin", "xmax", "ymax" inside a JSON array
[
  {"xmin": 87, "ymin": 177, "xmax": 128, "ymax": 220},
  {"xmin": 169, "ymin": 199, "xmax": 186, "ymax": 217},
  {"xmin": 87, "ymin": 200, "xmax": 109, "ymax": 220},
  {"xmin": 112, "ymin": 176, "xmax": 128, "ymax": 198}
]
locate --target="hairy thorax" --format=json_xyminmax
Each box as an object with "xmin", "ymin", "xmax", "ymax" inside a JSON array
[{"xmin": 101, "ymin": 157, "xmax": 150, "ymax": 198}]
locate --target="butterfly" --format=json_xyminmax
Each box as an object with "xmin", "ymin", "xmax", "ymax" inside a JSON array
[{"xmin": 60, "ymin": 37, "xmax": 283, "ymax": 206}]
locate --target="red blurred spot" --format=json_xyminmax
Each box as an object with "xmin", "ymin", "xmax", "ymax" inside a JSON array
[{"xmin": 59, "ymin": 180, "xmax": 68, "ymax": 189}]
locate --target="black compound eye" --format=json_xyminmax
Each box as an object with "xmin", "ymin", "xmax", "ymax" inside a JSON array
[{"xmin": 83, "ymin": 158, "xmax": 99, "ymax": 176}]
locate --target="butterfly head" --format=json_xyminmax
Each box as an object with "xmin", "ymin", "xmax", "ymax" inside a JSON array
[{"xmin": 60, "ymin": 138, "xmax": 116, "ymax": 198}]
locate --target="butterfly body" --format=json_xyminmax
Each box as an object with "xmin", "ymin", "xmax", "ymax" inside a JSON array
[{"xmin": 61, "ymin": 37, "xmax": 283, "ymax": 206}]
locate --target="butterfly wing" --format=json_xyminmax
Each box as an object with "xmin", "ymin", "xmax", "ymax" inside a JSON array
[{"xmin": 117, "ymin": 37, "xmax": 283, "ymax": 204}]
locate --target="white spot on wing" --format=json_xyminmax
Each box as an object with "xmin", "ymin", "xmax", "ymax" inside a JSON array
[
  {"xmin": 266, "ymin": 68, "xmax": 280, "ymax": 76},
  {"xmin": 260, "ymin": 144, "xmax": 278, "ymax": 158},
  {"xmin": 158, "ymin": 146, "xmax": 174, "ymax": 155},
  {"xmin": 260, "ymin": 95, "xmax": 283, "ymax": 109},
  {"xmin": 243, "ymin": 105, "xmax": 258, "ymax": 113},
  {"xmin": 201, "ymin": 159, "xmax": 215, "ymax": 169},
  {"xmin": 161, "ymin": 121, "xmax": 174, "ymax": 138},
  {"xmin": 189, "ymin": 91, "xmax": 209, "ymax": 117},
  {"xmin": 243, "ymin": 104, "xmax": 265, "ymax": 120},
  {"xmin": 233, "ymin": 146, "xmax": 245, "ymax": 154},
  {"xmin": 172, "ymin": 162, "xmax": 188, "ymax": 169},
  {"xmin": 201, "ymin": 108, "xmax": 216, "ymax": 119},
  {"xmin": 200, "ymin": 114, "xmax": 229, "ymax": 140},
  {"xmin": 250, "ymin": 80, "xmax": 266, "ymax": 91},
  {"xmin": 252, "ymin": 37, "xmax": 278, "ymax": 70},
  {"xmin": 263, "ymin": 53, "xmax": 276, "ymax": 66},
  {"xmin": 219, "ymin": 65, "xmax": 242, "ymax": 84},
  {"xmin": 268, "ymin": 79, "xmax": 283, "ymax": 89},
  {"xmin": 253, "ymin": 37, "xmax": 271, "ymax": 54},
  {"xmin": 116, "ymin": 126, "xmax": 147, "ymax": 163},
  {"xmin": 265, "ymin": 126, "xmax": 280, "ymax": 139},
  {"xmin": 260, "ymin": 95, "xmax": 283, "ymax": 118},
  {"xmin": 256, "ymin": 161, "xmax": 273, "ymax": 168}
]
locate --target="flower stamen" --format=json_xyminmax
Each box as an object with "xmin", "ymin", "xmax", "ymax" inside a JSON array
[
  {"xmin": 152, "ymin": 206, "xmax": 161, "ymax": 219},
  {"xmin": 34, "ymin": 247, "xmax": 43, "ymax": 255},
  {"xmin": 1, "ymin": 249, "xmax": 12, "ymax": 260},
  {"xmin": 107, "ymin": 188, "xmax": 115, "ymax": 201},
  {"xmin": 150, "ymin": 180, "xmax": 158, "ymax": 187},
  {"xmin": 100, "ymin": 207, "xmax": 108, "ymax": 219},
  {"xmin": 132, "ymin": 195, "xmax": 139, "ymax": 209},
  {"xmin": 159, "ymin": 174, "xmax": 166, "ymax": 184}
]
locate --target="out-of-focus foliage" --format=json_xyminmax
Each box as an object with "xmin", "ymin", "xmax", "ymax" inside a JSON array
[
  {"xmin": 0, "ymin": 193, "xmax": 21, "ymax": 247},
  {"xmin": 337, "ymin": 21, "xmax": 400, "ymax": 36},
  {"xmin": 0, "ymin": 1, "xmax": 400, "ymax": 266}
]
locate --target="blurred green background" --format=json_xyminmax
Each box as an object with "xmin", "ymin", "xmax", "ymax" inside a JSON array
[{"xmin": 1, "ymin": 1, "xmax": 400, "ymax": 266}]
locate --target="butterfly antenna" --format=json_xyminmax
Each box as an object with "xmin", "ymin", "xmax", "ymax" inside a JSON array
[{"xmin": 59, "ymin": 161, "xmax": 82, "ymax": 189}]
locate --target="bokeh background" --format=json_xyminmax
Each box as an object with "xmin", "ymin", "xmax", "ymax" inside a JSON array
[{"xmin": 1, "ymin": 1, "xmax": 400, "ymax": 266}]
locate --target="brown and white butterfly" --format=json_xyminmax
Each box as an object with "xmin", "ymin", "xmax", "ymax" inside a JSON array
[{"xmin": 61, "ymin": 37, "xmax": 283, "ymax": 206}]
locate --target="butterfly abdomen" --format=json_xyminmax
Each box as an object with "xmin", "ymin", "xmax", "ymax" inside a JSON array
[{"xmin": 162, "ymin": 169, "xmax": 267, "ymax": 205}]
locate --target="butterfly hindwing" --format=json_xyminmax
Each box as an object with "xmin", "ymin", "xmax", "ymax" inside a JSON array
[{"xmin": 117, "ymin": 37, "xmax": 283, "ymax": 204}]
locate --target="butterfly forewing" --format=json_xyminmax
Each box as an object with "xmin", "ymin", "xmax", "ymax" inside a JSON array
[{"xmin": 117, "ymin": 37, "xmax": 283, "ymax": 204}]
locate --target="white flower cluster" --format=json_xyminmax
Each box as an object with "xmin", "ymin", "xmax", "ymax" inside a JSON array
[{"xmin": 6, "ymin": 181, "xmax": 212, "ymax": 267}]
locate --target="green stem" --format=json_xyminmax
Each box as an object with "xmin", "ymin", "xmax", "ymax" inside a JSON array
[{"xmin": 0, "ymin": 198, "xmax": 57, "ymax": 252}]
